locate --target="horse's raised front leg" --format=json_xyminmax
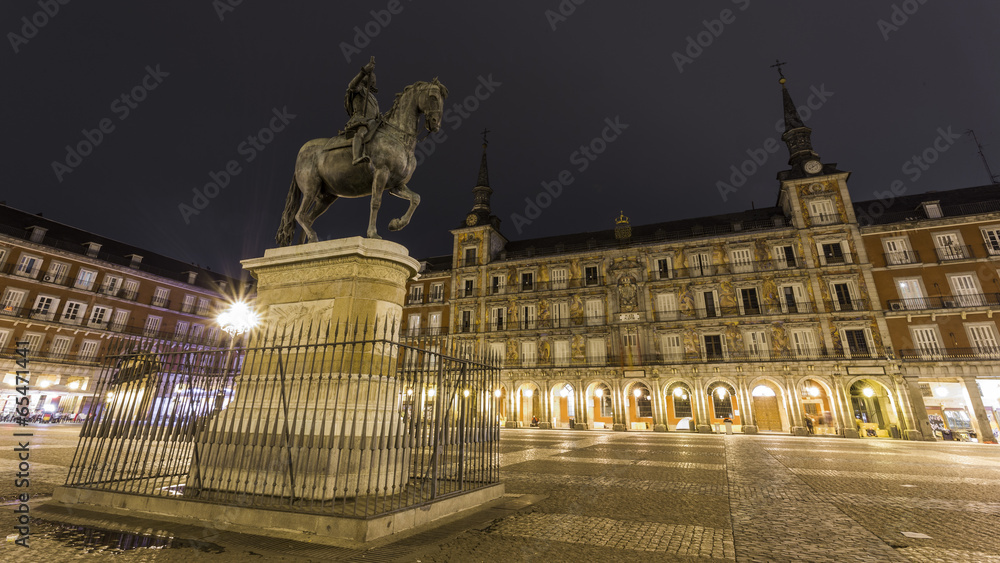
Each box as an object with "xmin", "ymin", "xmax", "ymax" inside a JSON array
[
  {"xmin": 295, "ymin": 172, "xmax": 323, "ymax": 244},
  {"xmin": 367, "ymin": 168, "xmax": 390, "ymax": 239},
  {"xmin": 387, "ymin": 183, "xmax": 420, "ymax": 232}
]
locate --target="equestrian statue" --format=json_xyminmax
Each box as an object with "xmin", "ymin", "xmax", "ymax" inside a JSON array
[{"xmin": 276, "ymin": 58, "xmax": 448, "ymax": 245}]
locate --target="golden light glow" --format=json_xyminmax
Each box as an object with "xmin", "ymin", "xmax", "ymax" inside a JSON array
[
  {"xmin": 523, "ymin": 389, "xmax": 533, "ymax": 398},
  {"xmin": 673, "ymin": 387, "xmax": 684, "ymax": 397},
  {"xmin": 217, "ymin": 300, "xmax": 259, "ymax": 336},
  {"xmin": 862, "ymin": 387, "xmax": 875, "ymax": 398},
  {"xmin": 633, "ymin": 388, "xmax": 642, "ymax": 398},
  {"xmin": 808, "ymin": 386, "xmax": 821, "ymax": 397},
  {"xmin": 68, "ymin": 380, "xmax": 80, "ymax": 390},
  {"xmin": 716, "ymin": 387, "xmax": 728, "ymax": 399},
  {"xmin": 427, "ymin": 388, "xmax": 437, "ymax": 398},
  {"xmin": 463, "ymin": 389, "xmax": 470, "ymax": 398},
  {"xmin": 493, "ymin": 389, "xmax": 502, "ymax": 398},
  {"xmin": 594, "ymin": 388, "xmax": 604, "ymax": 398}
]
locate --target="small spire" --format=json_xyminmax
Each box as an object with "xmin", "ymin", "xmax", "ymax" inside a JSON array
[
  {"xmin": 477, "ymin": 128, "xmax": 490, "ymax": 188},
  {"xmin": 773, "ymin": 62, "xmax": 819, "ymax": 170}
]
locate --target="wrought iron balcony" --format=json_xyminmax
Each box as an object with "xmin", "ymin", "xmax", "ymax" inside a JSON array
[
  {"xmin": 886, "ymin": 293, "xmax": 1000, "ymax": 311},
  {"xmin": 882, "ymin": 250, "xmax": 921, "ymax": 266},
  {"xmin": 498, "ymin": 347, "xmax": 893, "ymax": 369},
  {"xmin": 935, "ymin": 245, "xmax": 975, "ymax": 262},
  {"xmin": 899, "ymin": 346, "xmax": 1000, "ymax": 361}
]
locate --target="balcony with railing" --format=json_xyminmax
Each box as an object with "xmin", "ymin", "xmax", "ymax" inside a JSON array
[
  {"xmin": 935, "ymin": 244, "xmax": 975, "ymax": 262},
  {"xmin": 498, "ymin": 347, "xmax": 893, "ymax": 369},
  {"xmin": 886, "ymin": 293, "xmax": 1000, "ymax": 311},
  {"xmin": 654, "ymin": 301, "xmax": 818, "ymax": 322},
  {"xmin": 485, "ymin": 276, "xmax": 606, "ymax": 296},
  {"xmin": 150, "ymin": 296, "xmax": 171, "ymax": 308},
  {"xmin": 825, "ymin": 298, "xmax": 872, "ymax": 312},
  {"xmin": 882, "ymin": 250, "xmax": 921, "ymax": 267},
  {"xmin": 899, "ymin": 346, "xmax": 1000, "ymax": 361},
  {"xmin": 486, "ymin": 314, "xmax": 607, "ymax": 332}
]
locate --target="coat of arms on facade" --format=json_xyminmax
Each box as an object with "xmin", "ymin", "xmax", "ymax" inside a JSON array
[{"xmin": 618, "ymin": 274, "xmax": 638, "ymax": 312}]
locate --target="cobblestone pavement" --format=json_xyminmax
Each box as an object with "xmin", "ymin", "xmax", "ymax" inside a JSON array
[{"xmin": 2, "ymin": 424, "xmax": 1000, "ymax": 561}]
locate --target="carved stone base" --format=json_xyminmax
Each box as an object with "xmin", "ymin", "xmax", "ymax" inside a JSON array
[
  {"xmin": 573, "ymin": 423, "xmax": 589, "ymax": 430},
  {"xmin": 537, "ymin": 422, "xmax": 552, "ymax": 429},
  {"xmin": 612, "ymin": 424, "xmax": 626, "ymax": 432},
  {"xmin": 742, "ymin": 425, "xmax": 758, "ymax": 434},
  {"xmin": 653, "ymin": 424, "xmax": 667, "ymax": 432}
]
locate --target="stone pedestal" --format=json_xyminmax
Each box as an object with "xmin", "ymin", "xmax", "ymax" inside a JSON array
[
  {"xmin": 791, "ymin": 426, "xmax": 808, "ymax": 436},
  {"xmin": 742, "ymin": 425, "xmax": 758, "ymax": 434},
  {"xmin": 612, "ymin": 423, "xmax": 626, "ymax": 431},
  {"xmin": 697, "ymin": 424, "xmax": 714, "ymax": 434},
  {"xmin": 653, "ymin": 424, "xmax": 667, "ymax": 432},
  {"xmin": 537, "ymin": 422, "xmax": 552, "ymax": 429},
  {"xmin": 842, "ymin": 428, "xmax": 860, "ymax": 439},
  {"xmin": 191, "ymin": 238, "xmax": 419, "ymax": 500}
]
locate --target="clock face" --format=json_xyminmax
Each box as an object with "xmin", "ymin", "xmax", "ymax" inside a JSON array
[
  {"xmin": 466, "ymin": 214, "xmax": 478, "ymax": 226},
  {"xmin": 804, "ymin": 160, "xmax": 822, "ymax": 174}
]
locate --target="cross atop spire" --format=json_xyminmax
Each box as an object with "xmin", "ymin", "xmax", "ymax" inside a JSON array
[
  {"xmin": 481, "ymin": 127, "xmax": 491, "ymax": 147},
  {"xmin": 770, "ymin": 59, "xmax": 787, "ymax": 81}
]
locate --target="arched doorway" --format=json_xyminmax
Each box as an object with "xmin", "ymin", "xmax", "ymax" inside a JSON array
[
  {"xmin": 626, "ymin": 382, "xmax": 653, "ymax": 430},
  {"xmin": 516, "ymin": 383, "xmax": 541, "ymax": 427},
  {"xmin": 706, "ymin": 381, "xmax": 741, "ymax": 429},
  {"xmin": 589, "ymin": 382, "xmax": 614, "ymax": 429},
  {"xmin": 751, "ymin": 383, "xmax": 783, "ymax": 432},
  {"xmin": 664, "ymin": 382, "xmax": 694, "ymax": 431},
  {"xmin": 850, "ymin": 379, "xmax": 895, "ymax": 438},
  {"xmin": 800, "ymin": 379, "xmax": 834, "ymax": 435},
  {"xmin": 550, "ymin": 383, "xmax": 577, "ymax": 428}
]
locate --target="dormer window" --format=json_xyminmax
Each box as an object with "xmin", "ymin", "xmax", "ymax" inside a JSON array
[
  {"xmin": 808, "ymin": 199, "xmax": 836, "ymax": 225},
  {"xmin": 921, "ymin": 201, "xmax": 942, "ymax": 219}
]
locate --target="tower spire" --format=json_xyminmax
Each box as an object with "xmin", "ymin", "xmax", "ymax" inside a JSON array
[
  {"xmin": 477, "ymin": 127, "xmax": 491, "ymax": 188},
  {"xmin": 462, "ymin": 129, "xmax": 498, "ymax": 228},
  {"xmin": 773, "ymin": 62, "xmax": 821, "ymax": 174}
]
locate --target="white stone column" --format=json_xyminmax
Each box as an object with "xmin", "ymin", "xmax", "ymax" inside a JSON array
[{"xmin": 961, "ymin": 376, "xmax": 999, "ymax": 444}]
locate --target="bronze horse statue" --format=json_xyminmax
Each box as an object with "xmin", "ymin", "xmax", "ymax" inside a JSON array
[{"xmin": 276, "ymin": 79, "xmax": 448, "ymax": 245}]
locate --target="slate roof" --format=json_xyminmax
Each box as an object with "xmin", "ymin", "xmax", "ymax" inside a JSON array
[{"xmin": 854, "ymin": 184, "xmax": 1000, "ymax": 226}]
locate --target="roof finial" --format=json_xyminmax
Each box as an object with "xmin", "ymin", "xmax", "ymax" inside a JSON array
[
  {"xmin": 770, "ymin": 58, "xmax": 788, "ymax": 84},
  {"xmin": 481, "ymin": 127, "xmax": 491, "ymax": 148}
]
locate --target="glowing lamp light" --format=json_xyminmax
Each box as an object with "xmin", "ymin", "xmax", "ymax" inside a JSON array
[
  {"xmin": 493, "ymin": 389, "xmax": 502, "ymax": 398},
  {"xmin": 808, "ymin": 386, "xmax": 821, "ymax": 398},
  {"xmin": 463, "ymin": 389, "xmax": 470, "ymax": 398},
  {"xmin": 427, "ymin": 388, "xmax": 437, "ymax": 398},
  {"xmin": 217, "ymin": 300, "xmax": 259, "ymax": 337},
  {"xmin": 594, "ymin": 388, "xmax": 604, "ymax": 398},
  {"xmin": 523, "ymin": 389, "xmax": 533, "ymax": 398},
  {"xmin": 633, "ymin": 388, "xmax": 642, "ymax": 398},
  {"xmin": 716, "ymin": 387, "xmax": 728, "ymax": 399},
  {"xmin": 106, "ymin": 392, "xmax": 115, "ymax": 401},
  {"xmin": 862, "ymin": 387, "xmax": 875, "ymax": 398},
  {"xmin": 68, "ymin": 381, "xmax": 80, "ymax": 390},
  {"xmin": 935, "ymin": 386, "xmax": 949, "ymax": 397},
  {"xmin": 406, "ymin": 388, "xmax": 414, "ymax": 396},
  {"xmin": 673, "ymin": 387, "xmax": 684, "ymax": 397},
  {"xmin": 561, "ymin": 388, "xmax": 569, "ymax": 398},
  {"xmin": 39, "ymin": 380, "xmax": 51, "ymax": 388}
]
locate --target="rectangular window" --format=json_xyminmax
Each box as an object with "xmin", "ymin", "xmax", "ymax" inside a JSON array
[
  {"xmin": 746, "ymin": 330, "xmax": 768, "ymax": 360},
  {"xmin": 883, "ymin": 237, "xmax": 912, "ymax": 265},
  {"xmin": 490, "ymin": 274, "xmax": 505, "ymax": 295},
  {"xmin": 50, "ymin": 336, "xmax": 72, "ymax": 359},
  {"xmin": 31, "ymin": 295, "xmax": 59, "ymax": 321},
  {"xmin": 0, "ymin": 247, "xmax": 7, "ymax": 268},
  {"xmin": 521, "ymin": 304, "xmax": 536, "ymax": 329},
  {"xmin": 111, "ymin": 309, "xmax": 130, "ymax": 331},
  {"xmin": 144, "ymin": 315, "xmax": 162, "ymax": 337},
  {"xmin": 61, "ymin": 301, "xmax": 87, "ymax": 324},
  {"xmin": 657, "ymin": 293, "xmax": 678, "ymax": 320},
  {"xmin": 181, "ymin": 294, "xmax": 196, "ymax": 313},
  {"xmin": 87, "ymin": 306, "xmax": 109, "ymax": 328},
  {"xmin": 983, "ymin": 227, "xmax": 1000, "ymax": 256},
  {"xmin": 584, "ymin": 266, "xmax": 600, "ymax": 286},
  {"xmin": 1, "ymin": 289, "xmax": 26, "ymax": 316},
  {"xmin": 46, "ymin": 261, "xmax": 70, "ymax": 284},
  {"xmin": 740, "ymin": 288, "xmax": 760, "ymax": 315},
  {"xmin": 809, "ymin": 199, "xmax": 836, "ymax": 224},
  {"xmin": 490, "ymin": 307, "xmax": 505, "ymax": 331},
  {"xmin": 464, "ymin": 247, "xmax": 476, "ymax": 266},
  {"xmin": 661, "ymin": 334, "xmax": 683, "ymax": 361},
  {"xmin": 461, "ymin": 310, "xmax": 472, "ymax": 332},
  {"xmin": 175, "ymin": 321, "xmax": 190, "ymax": 340},
  {"xmin": 702, "ymin": 290, "xmax": 717, "ymax": 318},
  {"xmin": 206, "ymin": 327, "xmax": 220, "ymax": 346},
  {"xmin": 912, "ymin": 328, "xmax": 942, "ymax": 358},
  {"xmin": 551, "ymin": 301, "xmax": 569, "ymax": 327},
  {"xmin": 935, "ymin": 232, "xmax": 969, "ymax": 261},
  {"xmin": 430, "ymin": 283, "xmax": 444, "ymax": 301},
  {"xmin": 190, "ymin": 324, "xmax": 205, "ymax": 342},
  {"xmin": 0, "ymin": 329, "xmax": 13, "ymax": 353},
  {"xmin": 844, "ymin": 329, "xmax": 871, "ymax": 358},
  {"xmin": 967, "ymin": 324, "xmax": 1000, "ymax": 356},
  {"xmin": 15, "ymin": 254, "xmax": 42, "ymax": 278},
  {"xmin": 600, "ymin": 394, "xmax": 614, "ymax": 417},
  {"xmin": 585, "ymin": 298, "xmax": 604, "ymax": 325},
  {"xmin": 895, "ymin": 278, "xmax": 926, "ymax": 310},
  {"xmin": 712, "ymin": 391, "xmax": 734, "ymax": 419},
  {"xmin": 409, "ymin": 285, "xmax": 423, "ymax": 304},
  {"xmin": 428, "ymin": 311, "xmax": 442, "ymax": 334},
  {"xmin": 488, "ymin": 341, "xmax": 504, "ymax": 364},
  {"xmin": 730, "ymin": 249, "xmax": 753, "ymax": 273},
  {"xmin": 551, "ymin": 268, "xmax": 568, "ymax": 289},
  {"xmin": 74, "ymin": 268, "xmax": 98, "ymax": 291},
  {"xmin": 703, "ymin": 334, "xmax": 724, "ymax": 361},
  {"xmin": 949, "ymin": 274, "xmax": 984, "ymax": 307},
  {"xmin": 152, "ymin": 287, "xmax": 170, "ymax": 308},
  {"xmin": 520, "ymin": 341, "xmax": 537, "ymax": 366},
  {"xmin": 672, "ymin": 391, "xmax": 693, "ymax": 418},
  {"xmin": 832, "ymin": 283, "xmax": 853, "ymax": 311},
  {"xmin": 791, "ymin": 329, "xmax": 817, "ymax": 358},
  {"xmin": 821, "ymin": 242, "xmax": 845, "ymax": 264},
  {"xmin": 656, "ymin": 257, "xmax": 672, "ymax": 279},
  {"xmin": 781, "ymin": 285, "xmax": 806, "ymax": 314},
  {"xmin": 100, "ymin": 275, "xmax": 122, "ymax": 296},
  {"xmin": 586, "ymin": 338, "xmax": 606, "ymax": 364},
  {"xmin": 196, "ymin": 297, "xmax": 211, "ymax": 315},
  {"xmin": 123, "ymin": 279, "xmax": 140, "ymax": 301},
  {"xmin": 554, "ymin": 340, "xmax": 570, "ymax": 366},
  {"xmin": 79, "ymin": 340, "xmax": 100, "ymax": 360},
  {"xmin": 521, "ymin": 272, "xmax": 534, "ymax": 291},
  {"xmin": 407, "ymin": 313, "xmax": 421, "ymax": 336},
  {"xmin": 21, "ymin": 332, "xmax": 44, "ymax": 354},
  {"xmin": 775, "ymin": 245, "xmax": 796, "ymax": 268},
  {"xmin": 691, "ymin": 252, "xmax": 712, "ymax": 276},
  {"xmin": 464, "ymin": 279, "xmax": 474, "ymax": 297}
]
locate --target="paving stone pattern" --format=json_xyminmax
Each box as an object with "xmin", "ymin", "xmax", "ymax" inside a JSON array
[{"xmin": 2, "ymin": 424, "xmax": 1000, "ymax": 561}]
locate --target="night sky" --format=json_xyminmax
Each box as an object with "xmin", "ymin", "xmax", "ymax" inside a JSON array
[{"xmin": 4, "ymin": 1, "xmax": 999, "ymax": 279}]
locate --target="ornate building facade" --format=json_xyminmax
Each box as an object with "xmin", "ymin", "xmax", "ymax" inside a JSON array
[
  {"xmin": 0, "ymin": 204, "xmax": 240, "ymax": 419},
  {"xmin": 401, "ymin": 80, "xmax": 1000, "ymax": 443}
]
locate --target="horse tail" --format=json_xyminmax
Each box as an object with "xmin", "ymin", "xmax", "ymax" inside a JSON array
[{"xmin": 275, "ymin": 175, "xmax": 301, "ymax": 247}]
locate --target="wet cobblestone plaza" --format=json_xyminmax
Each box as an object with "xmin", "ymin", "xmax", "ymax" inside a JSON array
[{"xmin": 2, "ymin": 425, "xmax": 1000, "ymax": 561}]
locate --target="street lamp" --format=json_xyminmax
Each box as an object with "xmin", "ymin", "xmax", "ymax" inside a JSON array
[{"xmin": 217, "ymin": 300, "xmax": 259, "ymax": 339}]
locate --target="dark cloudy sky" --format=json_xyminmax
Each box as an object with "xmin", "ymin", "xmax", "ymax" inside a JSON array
[{"xmin": 4, "ymin": 1, "xmax": 999, "ymax": 278}]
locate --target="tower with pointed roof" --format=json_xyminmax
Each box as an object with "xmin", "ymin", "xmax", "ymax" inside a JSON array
[{"xmin": 451, "ymin": 133, "xmax": 507, "ymax": 272}]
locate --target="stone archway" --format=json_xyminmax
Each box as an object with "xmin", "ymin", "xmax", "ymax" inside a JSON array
[
  {"xmin": 624, "ymin": 381, "xmax": 654, "ymax": 430},
  {"xmin": 515, "ymin": 382, "xmax": 541, "ymax": 427},
  {"xmin": 849, "ymin": 379, "xmax": 897, "ymax": 438},
  {"xmin": 751, "ymin": 382, "xmax": 784, "ymax": 432},
  {"xmin": 550, "ymin": 382, "xmax": 577, "ymax": 428},
  {"xmin": 664, "ymin": 381, "xmax": 695, "ymax": 431},
  {"xmin": 588, "ymin": 381, "xmax": 614, "ymax": 430}
]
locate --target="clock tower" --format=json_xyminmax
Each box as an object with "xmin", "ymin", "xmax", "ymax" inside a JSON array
[{"xmin": 451, "ymin": 133, "xmax": 506, "ymax": 269}]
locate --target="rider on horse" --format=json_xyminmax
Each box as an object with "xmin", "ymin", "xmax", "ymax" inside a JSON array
[{"xmin": 337, "ymin": 57, "xmax": 380, "ymax": 165}]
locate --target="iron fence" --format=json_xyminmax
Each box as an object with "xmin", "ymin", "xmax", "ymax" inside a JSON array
[{"xmin": 64, "ymin": 317, "xmax": 501, "ymax": 519}]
